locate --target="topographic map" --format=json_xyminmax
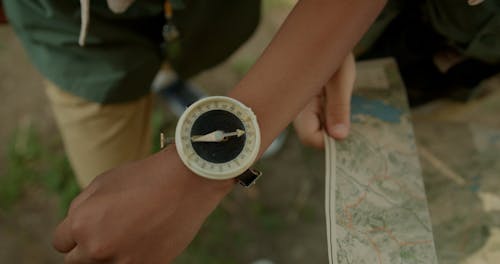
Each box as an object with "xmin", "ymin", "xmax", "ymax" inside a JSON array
[{"xmin": 325, "ymin": 58, "xmax": 438, "ymax": 263}]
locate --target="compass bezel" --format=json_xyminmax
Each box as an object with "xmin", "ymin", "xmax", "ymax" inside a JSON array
[{"xmin": 175, "ymin": 96, "xmax": 261, "ymax": 180}]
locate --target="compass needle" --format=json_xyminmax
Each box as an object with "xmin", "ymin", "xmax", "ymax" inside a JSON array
[
  {"xmin": 191, "ymin": 129, "xmax": 245, "ymax": 142},
  {"xmin": 221, "ymin": 129, "xmax": 245, "ymax": 139},
  {"xmin": 191, "ymin": 130, "xmax": 224, "ymax": 142},
  {"xmin": 175, "ymin": 96, "xmax": 260, "ymax": 185}
]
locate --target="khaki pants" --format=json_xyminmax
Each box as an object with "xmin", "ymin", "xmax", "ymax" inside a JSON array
[{"xmin": 45, "ymin": 82, "xmax": 152, "ymax": 187}]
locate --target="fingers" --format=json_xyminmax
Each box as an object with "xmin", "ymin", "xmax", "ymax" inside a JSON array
[
  {"xmin": 68, "ymin": 182, "xmax": 97, "ymax": 215},
  {"xmin": 64, "ymin": 246, "xmax": 94, "ymax": 264},
  {"xmin": 293, "ymin": 96, "xmax": 324, "ymax": 148},
  {"xmin": 54, "ymin": 182, "xmax": 97, "ymax": 253},
  {"xmin": 295, "ymin": 53, "xmax": 355, "ymax": 144},
  {"xmin": 53, "ymin": 216, "xmax": 77, "ymax": 253},
  {"xmin": 325, "ymin": 53, "xmax": 356, "ymax": 139}
]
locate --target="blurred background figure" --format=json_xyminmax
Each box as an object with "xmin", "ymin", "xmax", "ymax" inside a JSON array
[{"xmin": 356, "ymin": 0, "xmax": 500, "ymax": 106}]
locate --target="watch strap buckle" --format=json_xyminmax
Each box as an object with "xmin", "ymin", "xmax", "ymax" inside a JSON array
[{"xmin": 236, "ymin": 168, "xmax": 262, "ymax": 188}]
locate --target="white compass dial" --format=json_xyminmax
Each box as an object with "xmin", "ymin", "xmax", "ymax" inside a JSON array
[{"xmin": 175, "ymin": 96, "xmax": 261, "ymax": 180}]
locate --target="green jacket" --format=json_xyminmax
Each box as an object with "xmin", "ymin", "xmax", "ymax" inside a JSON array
[
  {"xmin": 4, "ymin": 0, "xmax": 260, "ymax": 103},
  {"xmin": 5, "ymin": 0, "xmax": 499, "ymax": 103}
]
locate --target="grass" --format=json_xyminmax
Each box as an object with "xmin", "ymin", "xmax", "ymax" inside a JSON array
[
  {"xmin": 0, "ymin": 103, "xmax": 174, "ymax": 214},
  {"xmin": 0, "ymin": 121, "xmax": 79, "ymax": 215},
  {"xmin": 0, "ymin": 106, "xmax": 169, "ymax": 214},
  {"xmin": 176, "ymin": 207, "xmax": 239, "ymax": 264}
]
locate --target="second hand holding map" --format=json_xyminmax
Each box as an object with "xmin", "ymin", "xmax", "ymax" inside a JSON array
[{"xmin": 324, "ymin": 58, "xmax": 438, "ymax": 264}]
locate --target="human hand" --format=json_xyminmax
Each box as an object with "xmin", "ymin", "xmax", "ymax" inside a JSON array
[
  {"xmin": 53, "ymin": 146, "xmax": 233, "ymax": 263},
  {"xmin": 293, "ymin": 53, "xmax": 355, "ymax": 148}
]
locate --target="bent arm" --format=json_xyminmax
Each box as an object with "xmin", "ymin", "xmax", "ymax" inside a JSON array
[
  {"xmin": 52, "ymin": 2, "xmax": 387, "ymax": 263},
  {"xmin": 229, "ymin": 0, "xmax": 386, "ymax": 153}
]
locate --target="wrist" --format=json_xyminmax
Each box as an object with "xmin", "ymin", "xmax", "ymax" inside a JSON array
[{"xmin": 160, "ymin": 145, "xmax": 235, "ymax": 197}]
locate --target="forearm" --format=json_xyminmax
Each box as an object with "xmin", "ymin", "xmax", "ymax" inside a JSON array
[
  {"xmin": 229, "ymin": 0, "xmax": 386, "ymax": 153},
  {"xmin": 141, "ymin": 0, "xmax": 386, "ymax": 195}
]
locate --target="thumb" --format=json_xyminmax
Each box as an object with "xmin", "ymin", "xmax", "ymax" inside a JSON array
[
  {"xmin": 325, "ymin": 53, "xmax": 356, "ymax": 139},
  {"xmin": 293, "ymin": 96, "xmax": 325, "ymax": 148}
]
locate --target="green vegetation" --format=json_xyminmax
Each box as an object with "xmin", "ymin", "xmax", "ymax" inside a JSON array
[
  {"xmin": 0, "ymin": 122, "xmax": 79, "ymax": 215},
  {"xmin": 176, "ymin": 207, "xmax": 239, "ymax": 264},
  {"xmin": 0, "ymin": 107, "xmax": 170, "ymax": 215}
]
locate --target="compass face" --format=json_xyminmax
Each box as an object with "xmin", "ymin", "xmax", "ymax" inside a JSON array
[{"xmin": 175, "ymin": 96, "xmax": 260, "ymax": 180}]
